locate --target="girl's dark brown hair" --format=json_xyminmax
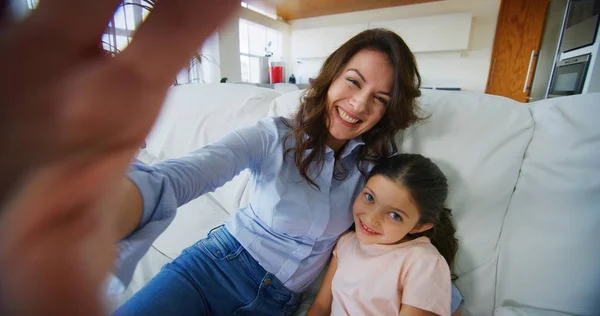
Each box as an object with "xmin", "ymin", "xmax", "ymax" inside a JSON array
[
  {"xmin": 284, "ymin": 28, "xmax": 422, "ymax": 188},
  {"xmin": 367, "ymin": 154, "xmax": 459, "ymax": 271}
]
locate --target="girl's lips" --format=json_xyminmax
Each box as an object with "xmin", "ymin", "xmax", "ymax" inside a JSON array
[{"xmin": 358, "ymin": 218, "xmax": 380, "ymax": 236}]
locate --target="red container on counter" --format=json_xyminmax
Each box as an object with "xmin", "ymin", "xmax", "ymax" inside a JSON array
[{"xmin": 270, "ymin": 62, "xmax": 284, "ymax": 84}]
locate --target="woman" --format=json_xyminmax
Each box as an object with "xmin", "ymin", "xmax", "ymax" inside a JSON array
[{"xmin": 114, "ymin": 29, "xmax": 461, "ymax": 315}]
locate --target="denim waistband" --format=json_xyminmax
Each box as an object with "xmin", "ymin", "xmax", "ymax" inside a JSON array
[{"xmin": 208, "ymin": 226, "xmax": 300, "ymax": 304}]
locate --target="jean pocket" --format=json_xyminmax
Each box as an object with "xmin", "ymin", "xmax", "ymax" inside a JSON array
[{"xmin": 197, "ymin": 230, "xmax": 244, "ymax": 261}]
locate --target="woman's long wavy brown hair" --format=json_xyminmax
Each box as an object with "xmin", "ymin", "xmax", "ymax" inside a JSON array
[{"xmin": 284, "ymin": 29, "xmax": 422, "ymax": 189}]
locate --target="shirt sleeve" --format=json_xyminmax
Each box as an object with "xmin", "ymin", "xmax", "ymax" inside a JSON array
[
  {"xmin": 109, "ymin": 118, "xmax": 279, "ymax": 292},
  {"xmin": 451, "ymin": 283, "xmax": 464, "ymax": 314},
  {"xmin": 333, "ymin": 231, "xmax": 355, "ymax": 258},
  {"xmin": 400, "ymin": 251, "xmax": 452, "ymax": 316}
]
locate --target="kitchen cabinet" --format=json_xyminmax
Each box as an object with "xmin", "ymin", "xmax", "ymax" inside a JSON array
[{"xmin": 486, "ymin": 0, "xmax": 550, "ymax": 102}]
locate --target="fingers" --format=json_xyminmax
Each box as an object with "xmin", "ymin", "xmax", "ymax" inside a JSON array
[
  {"xmin": 32, "ymin": 0, "xmax": 122, "ymax": 49},
  {"xmin": 0, "ymin": 0, "xmax": 122, "ymax": 97},
  {"xmin": 0, "ymin": 0, "xmax": 7, "ymax": 26},
  {"xmin": 120, "ymin": 0, "xmax": 239, "ymax": 85}
]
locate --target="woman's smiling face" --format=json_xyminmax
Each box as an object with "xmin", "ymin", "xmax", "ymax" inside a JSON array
[{"xmin": 325, "ymin": 49, "xmax": 393, "ymax": 152}]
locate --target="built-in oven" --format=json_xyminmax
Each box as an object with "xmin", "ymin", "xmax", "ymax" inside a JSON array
[
  {"xmin": 560, "ymin": 0, "xmax": 600, "ymax": 52},
  {"xmin": 548, "ymin": 53, "xmax": 591, "ymax": 97}
]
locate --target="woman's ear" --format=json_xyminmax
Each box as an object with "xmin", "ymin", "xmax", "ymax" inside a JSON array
[{"xmin": 410, "ymin": 223, "xmax": 433, "ymax": 234}]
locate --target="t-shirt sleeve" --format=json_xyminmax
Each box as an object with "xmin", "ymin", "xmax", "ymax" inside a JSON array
[
  {"xmin": 333, "ymin": 231, "xmax": 355, "ymax": 258},
  {"xmin": 399, "ymin": 251, "xmax": 452, "ymax": 316}
]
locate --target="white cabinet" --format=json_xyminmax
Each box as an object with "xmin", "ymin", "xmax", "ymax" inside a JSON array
[
  {"xmin": 292, "ymin": 23, "xmax": 368, "ymax": 59},
  {"xmin": 290, "ymin": 13, "xmax": 473, "ymax": 84},
  {"xmin": 369, "ymin": 13, "xmax": 472, "ymax": 53},
  {"xmin": 291, "ymin": 13, "xmax": 472, "ymax": 59}
]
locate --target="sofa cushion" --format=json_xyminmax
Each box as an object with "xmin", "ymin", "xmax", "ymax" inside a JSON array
[
  {"xmin": 146, "ymin": 83, "xmax": 281, "ymax": 160},
  {"xmin": 267, "ymin": 88, "xmax": 305, "ymax": 118},
  {"xmin": 495, "ymin": 93, "xmax": 600, "ymax": 316},
  {"xmin": 397, "ymin": 90, "xmax": 534, "ymax": 316},
  {"xmin": 494, "ymin": 306, "xmax": 576, "ymax": 316},
  {"xmin": 152, "ymin": 194, "xmax": 232, "ymax": 258}
]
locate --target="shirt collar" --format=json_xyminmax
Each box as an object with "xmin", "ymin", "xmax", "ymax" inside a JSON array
[{"xmin": 325, "ymin": 136, "xmax": 365, "ymax": 159}]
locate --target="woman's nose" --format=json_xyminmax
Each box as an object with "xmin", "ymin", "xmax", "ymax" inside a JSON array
[{"xmin": 349, "ymin": 91, "xmax": 369, "ymax": 114}]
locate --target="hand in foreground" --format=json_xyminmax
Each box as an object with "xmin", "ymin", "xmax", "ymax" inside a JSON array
[{"xmin": 0, "ymin": 0, "xmax": 238, "ymax": 314}]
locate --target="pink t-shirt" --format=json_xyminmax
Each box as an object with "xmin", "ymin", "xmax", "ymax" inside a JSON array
[{"xmin": 331, "ymin": 232, "xmax": 451, "ymax": 316}]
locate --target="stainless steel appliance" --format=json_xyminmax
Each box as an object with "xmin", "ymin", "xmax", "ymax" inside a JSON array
[
  {"xmin": 560, "ymin": 0, "xmax": 600, "ymax": 52},
  {"xmin": 548, "ymin": 54, "xmax": 591, "ymax": 97}
]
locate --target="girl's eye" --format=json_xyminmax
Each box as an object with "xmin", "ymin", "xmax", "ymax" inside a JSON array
[
  {"xmin": 347, "ymin": 78, "xmax": 360, "ymax": 88},
  {"xmin": 388, "ymin": 212, "xmax": 403, "ymax": 222},
  {"xmin": 364, "ymin": 193, "xmax": 374, "ymax": 202}
]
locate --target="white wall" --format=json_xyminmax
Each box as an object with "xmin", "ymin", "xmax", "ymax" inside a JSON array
[
  {"xmin": 217, "ymin": 7, "xmax": 291, "ymax": 83},
  {"xmin": 201, "ymin": 33, "xmax": 221, "ymax": 83},
  {"xmin": 289, "ymin": 0, "xmax": 501, "ymax": 92},
  {"xmin": 218, "ymin": 15, "xmax": 243, "ymax": 83}
]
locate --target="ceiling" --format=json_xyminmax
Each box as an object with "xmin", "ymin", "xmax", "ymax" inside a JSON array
[{"xmin": 267, "ymin": 0, "xmax": 442, "ymax": 20}]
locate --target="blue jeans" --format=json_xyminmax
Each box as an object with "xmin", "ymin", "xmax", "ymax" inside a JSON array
[{"xmin": 114, "ymin": 226, "xmax": 299, "ymax": 316}]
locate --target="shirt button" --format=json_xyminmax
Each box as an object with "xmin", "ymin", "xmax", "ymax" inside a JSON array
[{"xmin": 263, "ymin": 278, "xmax": 272, "ymax": 286}]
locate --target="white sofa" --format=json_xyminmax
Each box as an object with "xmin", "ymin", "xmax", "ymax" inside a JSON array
[{"xmin": 113, "ymin": 83, "xmax": 600, "ymax": 316}]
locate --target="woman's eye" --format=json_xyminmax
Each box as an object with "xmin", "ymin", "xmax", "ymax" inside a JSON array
[
  {"xmin": 375, "ymin": 96, "xmax": 388, "ymax": 105},
  {"xmin": 388, "ymin": 212, "xmax": 403, "ymax": 222},
  {"xmin": 347, "ymin": 78, "xmax": 360, "ymax": 87},
  {"xmin": 364, "ymin": 193, "xmax": 374, "ymax": 202}
]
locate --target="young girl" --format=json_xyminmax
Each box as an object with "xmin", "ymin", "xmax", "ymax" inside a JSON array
[{"xmin": 308, "ymin": 154, "xmax": 459, "ymax": 316}]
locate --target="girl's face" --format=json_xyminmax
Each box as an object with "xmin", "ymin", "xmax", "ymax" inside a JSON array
[
  {"xmin": 325, "ymin": 49, "xmax": 394, "ymax": 152},
  {"xmin": 353, "ymin": 175, "xmax": 433, "ymax": 245}
]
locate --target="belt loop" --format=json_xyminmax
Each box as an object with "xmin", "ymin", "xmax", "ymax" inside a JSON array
[{"xmin": 208, "ymin": 224, "xmax": 224, "ymax": 236}]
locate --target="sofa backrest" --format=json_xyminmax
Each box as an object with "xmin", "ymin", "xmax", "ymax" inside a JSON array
[
  {"xmin": 397, "ymin": 91, "xmax": 534, "ymax": 316},
  {"xmin": 146, "ymin": 83, "xmax": 281, "ymax": 160},
  {"xmin": 145, "ymin": 84, "xmax": 600, "ymax": 315},
  {"xmin": 495, "ymin": 93, "xmax": 600, "ymax": 316},
  {"xmin": 269, "ymin": 89, "xmax": 536, "ymax": 316}
]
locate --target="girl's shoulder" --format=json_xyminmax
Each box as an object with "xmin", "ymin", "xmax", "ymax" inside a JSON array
[
  {"xmin": 333, "ymin": 231, "xmax": 358, "ymax": 258},
  {"xmin": 395, "ymin": 237, "xmax": 445, "ymax": 261},
  {"xmin": 397, "ymin": 238, "xmax": 449, "ymax": 271},
  {"xmin": 338, "ymin": 231, "xmax": 357, "ymax": 246}
]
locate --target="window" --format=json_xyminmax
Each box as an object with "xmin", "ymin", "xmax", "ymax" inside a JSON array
[
  {"xmin": 26, "ymin": 0, "xmax": 38, "ymax": 9},
  {"xmin": 21, "ymin": 0, "xmax": 208, "ymax": 84},
  {"xmin": 25, "ymin": 0, "xmax": 148, "ymax": 54},
  {"xmin": 22, "ymin": 0, "xmax": 145, "ymax": 54},
  {"xmin": 239, "ymin": 19, "xmax": 282, "ymax": 83},
  {"xmin": 102, "ymin": 1, "xmax": 150, "ymax": 55}
]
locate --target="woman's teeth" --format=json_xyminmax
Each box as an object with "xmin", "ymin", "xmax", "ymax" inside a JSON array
[{"xmin": 337, "ymin": 107, "xmax": 359, "ymax": 124}]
